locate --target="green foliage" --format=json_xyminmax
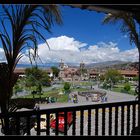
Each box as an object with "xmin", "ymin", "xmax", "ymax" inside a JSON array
[
  {"xmin": 102, "ymin": 82, "xmax": 111, "ymax": 89},
  {"xmin": 102, "ymin": 12, "xmax": 139, "ymax": 47},
  {"xmin": 102, "ymin": 82, "xmax": 108, "ymax": 89},
  {"xmin": 102, "ymin": 12, "xmax": 140, "ymax": 95},
  {"xmin": 13, "ymin": 84, "xmax": 23, "ymax": 95},
  {"xmin": 124, "ymin": 78, "xmax": 129, "ymax": 83},
  {"xmin": 100, "ymin": 75, "xmax": 105, "ymax": 82},
  {"xmin": 51, "ymin": 66, "xmax": 60, "ymax": 78},
  {"xmin": 0, "ymin": 5, "xmax": 62, "ymax": 133},
  {"xmin": 123, "ymin": 83, "xmax": 131, "ymax": 92},
  {"xmin": 57, "ymin": 94, "xmax": 68, "ymax": 102},
  {"xmin": 119, "ymin": 76, "xmax": 124, "ymax": 82},
  {"xmin": 105, "ymin": 69, "xmax": 122, "ymax": 85},
  {"xmin": 36, "ymin": 84, "xmax": 42, "ymax": 93},
  {"xmin": 133, "ymin": 76, "xmax": 139, "ymax": 81},
  {"xmin": 63, "ymin": 82, "xmax": 71, "ymax": 93},
  {"xmin": 25, "ymin": 67, "xmax": 51, "ymax": 87},
  {"xmin": 13, "ymin": 78, "xmax": 24, "ymax": 95},
  {"xmin": 41, "ymin": 72, "xmax": 51, "ymax": 86},
  {"xmin": 22, "ymin": 88, "xmax": 69, "ymax": 103}
]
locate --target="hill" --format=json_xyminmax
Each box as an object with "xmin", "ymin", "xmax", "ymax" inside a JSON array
[{"xmin": 86, "ymin": 61, "xmax": 139, "ymax": 71}]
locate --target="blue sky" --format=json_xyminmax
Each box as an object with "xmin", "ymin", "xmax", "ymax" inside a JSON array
[
  {"xmin": 0, "ymin": 5, "xmax": 138, "ymax": 65},
  {"xmin": 46, "ymin": 5, "xmax": 135, "ymax": 51}
]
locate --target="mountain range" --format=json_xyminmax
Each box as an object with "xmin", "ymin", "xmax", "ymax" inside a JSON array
[{"xmin": 16, "ymin": 61, "xmax": 138, "ymax": 70}]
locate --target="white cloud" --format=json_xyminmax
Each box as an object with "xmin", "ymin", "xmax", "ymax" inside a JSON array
[
  {"xmin": 0, "ymin": 35, "xmax": 139, "ymax": 65},
  {"xmin": 26, "ymin": 36, "xmax": 138, "ymax": 64},
  {"xmin": 119, "ymin": 48, "xmax": 139, "ymax": 62},
  {"xmin": 40, "ymin": 35, "xmax": 87, "ymax": 52}
]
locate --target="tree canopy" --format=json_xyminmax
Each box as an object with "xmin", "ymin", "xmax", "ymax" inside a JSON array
[{"xmin": 25, "ymin": 67, "xmax": 51, "ymax": 87}]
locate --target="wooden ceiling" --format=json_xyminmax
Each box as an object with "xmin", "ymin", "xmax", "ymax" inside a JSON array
[
  {"xmin": 64, "ymin": 5, "xmax": 140, "ymax": 14},
  {"xmin": 63, "ymin": 4, "xmax": 140, "ymax": 24}
]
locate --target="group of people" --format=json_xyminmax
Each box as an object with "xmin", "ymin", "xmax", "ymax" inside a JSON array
[
  {"xmin": 100, "ymin": 96, "xmax": 108, "ymax": 102},
  {"xmin": 85, "ymin": 94, "xmax": 108, "ymax": 102},
  {"xmin": 34, "ymin": 103, "xmax": 40, "ymax": 110},
  {"xmin": 68, "ymin": 93, "xmax": 78, "ymax": 103}
]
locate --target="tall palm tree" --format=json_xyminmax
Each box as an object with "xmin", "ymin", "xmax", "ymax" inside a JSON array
[
  {"xmin": 102, "ymin": 11, "xmax": 140, "ymax": 133},
  {"xmin": 0, "ymin": 4, "xmax": 62, "ymax": 134}
]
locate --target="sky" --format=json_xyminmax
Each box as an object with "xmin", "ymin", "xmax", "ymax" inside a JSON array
[{"xmin": 0, "ymin": 5, "xmax": 139, "ymax": 65}]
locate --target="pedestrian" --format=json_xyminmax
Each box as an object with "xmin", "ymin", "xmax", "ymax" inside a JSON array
[
  {"xmin": 76, "ymin": 95, "xmax": 78, "ymax": 103},
  {"xmin": 105, "ymin": 96, "xmax": 108, "ymax": 102},
  {"xmin": 34, "ymin": 103, "xmax": 40, "ymax": 111},
  {"xmin": 68, "ymin": 94, "xmax": 71, "ymax": 103},
  {"xmin": 86, "ymin": 94, "xmax": 89, "ymax": 101},
  {"xmin": 72, "ymin": 94, "xmax": 74, "ymax": 103},
  {"xmin": 73, "ymin": 94, "xmax": 78, "ymax": 103},
  {"xmin": 73, "ymin": 95, "xmax": 76, "ymax": 103},
  {"xmin": 101, "ymin": 96, "xmax": 104, "ymax": 102},
  {"xmin": 49, "ymin": 96, "xmax": 51, "ymax": 103},
  {"xmin": 46, "ymin": 97, "xmax": 49, "ymax": 104}
]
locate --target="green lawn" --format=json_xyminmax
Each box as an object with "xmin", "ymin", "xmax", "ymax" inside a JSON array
[
  {"xmin": 20, "ymin": 88, "xmax": 69, "ymax": 103},
  {"xmin": 112, "ymin": 86, "xmax": 136, "ymax": 95},
  {"xmin": 73, "ymin": 81, "xmax": 96, "ymax": 86},
  {"xmin": 100, "ymin": 82, "xmax": 136, "ymax": 95},
  {"xmin": 15, "ymin": 81, "xmax": 97, "ymax": 103},
  {"xmin": 19, "ymin": 86, "xmax": 92, "ymax": 103}
]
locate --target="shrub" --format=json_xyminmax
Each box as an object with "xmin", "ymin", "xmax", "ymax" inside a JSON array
[
  {"xmin": 102, "ymin": 82, "xmax": 108, "ymax": 89},
  {"xmin": 123, "ymin": 83, "xmax": 131, "ymax": 93},
  {"xmin": 63, "ymin": 82, "xmax": 71, "ymax": 94}
]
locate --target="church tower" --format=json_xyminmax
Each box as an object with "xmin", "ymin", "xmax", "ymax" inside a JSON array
[
  {"xmin": 80, "ymin": 61, "xmax": 85, "ymax": 70},
  {"xmin": 79, "ymin": 61, "xmax": 87, "ymax": 80},
  {"xmin": 59, "ymin": 59, "xmax": 64, "ymax": 70},
  {"xmin": 59, "ymin": 59, "xmax": 65, "ymax": 80}
]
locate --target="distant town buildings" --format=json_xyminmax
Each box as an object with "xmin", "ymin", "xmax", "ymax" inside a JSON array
[
  {"xmin": 13, "ymin": 61, "xmax": 139, "ymax": 81},
  {"xmin": 14, "ymin": 68, "xmax": 25, "ymax": 78},
  {"xmin": 88, "ymin": 69, "xmax": 100, "ymax": 80},
  {"xmin": 118, "ymin": 70, "xmax": 138, "ymax": 79},
  {"xmin": 58, "ymin": 59, "xmax": 80, "ymax": 81}
]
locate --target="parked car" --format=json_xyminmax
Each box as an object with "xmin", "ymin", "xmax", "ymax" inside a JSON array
[
  {"xmin": 34, "ymin": 114, "xmax": 55, "ymax": 131},
  {"xmin": 50, "ymin": 112, "xmax": 73, "ymax": 133}
]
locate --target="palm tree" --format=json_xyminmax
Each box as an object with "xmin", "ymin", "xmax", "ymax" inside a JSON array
[
  {"xmin": 0, "ymin": 4, "xmax": 62, "ymax": 134},
  {"xmin": 102, "ymin": 11, "xmax": 140, "ymax": 134}
]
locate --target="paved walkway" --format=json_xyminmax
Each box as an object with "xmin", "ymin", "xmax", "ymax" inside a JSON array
[{"xmin": 38, "ymin": 84, "xmax": 136, "ymax": 110}]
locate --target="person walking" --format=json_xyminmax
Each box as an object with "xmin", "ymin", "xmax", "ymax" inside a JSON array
[
  {"xmin": 75, "ymin": 94, "xmax": 78, "ymax": 103},
  {"xmin": 104, "ymin": 96, "xmax": 108, "ymax": 102},
  {"xmin": 86, "ymin": 94, "xmax": 89, "ymax": 101},
  {"xmin": 34, "ymin": 103, "xmax": 40, "ymax": 111},
  {"xmin": 68, "ymin": 94, "xmax": 71, "ymax": 103},
  {"xmin": 73, "ymin": 94, "xmax": 78, "ymax": 103},
  {"xmin": 71, "ymin": 94, "xmax": 74, "ymax": 103}
]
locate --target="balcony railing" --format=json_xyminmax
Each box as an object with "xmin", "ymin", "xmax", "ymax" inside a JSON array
[{"xmin": 0, "ymin": 100, "xmax": 139, "ymax": 136}]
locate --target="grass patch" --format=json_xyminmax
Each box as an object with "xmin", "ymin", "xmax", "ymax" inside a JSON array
[
  {"xmin": 112, "ymin": 87, "xmax": 136, "ymax": 95},
  {"xmin": 57, "ymin": 94, "xmax": 69, "ymax": 103},
  {"xmin": 20, "ymin": 88, "xmax": 69, "ymax": 103}
]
